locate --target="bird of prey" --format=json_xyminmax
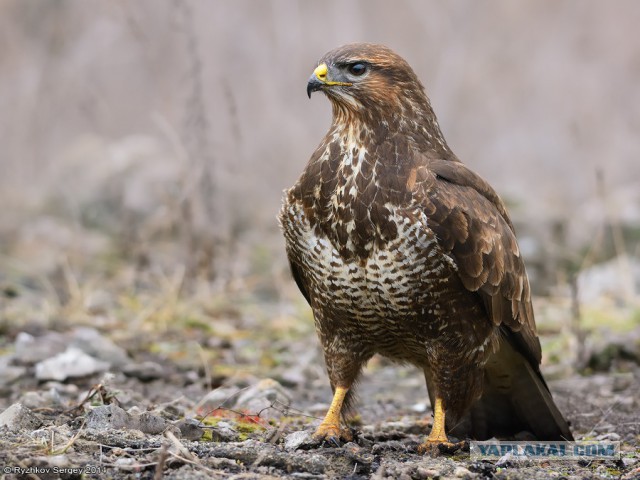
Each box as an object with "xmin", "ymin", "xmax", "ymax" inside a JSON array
[{"xmin": 279, "ymin": 43, "xmax": 573, "ymax": 452}]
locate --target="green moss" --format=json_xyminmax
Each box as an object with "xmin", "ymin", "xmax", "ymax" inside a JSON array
[
  {"xmin": 198, "ymin": 416, "xmax": 222, "ymax": 427},
  {"xmin": 235, "ymin": 421, "xmax": 265, "ymax": 435},
  {"xmin": 200, "ymin": 429, "xmax": 214, "ymax": 442}
]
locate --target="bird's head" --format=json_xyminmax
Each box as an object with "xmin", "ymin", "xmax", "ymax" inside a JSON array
[{"xmin": 306, "ymin": 43, "xmax": 430, "ymax": 124}]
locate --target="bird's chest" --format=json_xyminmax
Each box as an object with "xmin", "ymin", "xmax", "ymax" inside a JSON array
[{"xmin": 283, "ymin": 197, "xmax": 458, "ymax": 330}]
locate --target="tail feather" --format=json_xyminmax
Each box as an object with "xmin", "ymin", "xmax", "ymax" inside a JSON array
[{"xmin": 449, "ymin": 336, "xmax": 573, "ymax": 441}]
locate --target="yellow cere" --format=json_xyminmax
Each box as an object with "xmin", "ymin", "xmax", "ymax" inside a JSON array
[{"xmin": 314, "ymin": 63, "xmax": 328, "ymax": 82}]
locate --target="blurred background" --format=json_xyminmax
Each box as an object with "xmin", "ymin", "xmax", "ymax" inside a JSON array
[{"xmin": 0, "ymin": 0, "xmax": 638, "ymax": 377}]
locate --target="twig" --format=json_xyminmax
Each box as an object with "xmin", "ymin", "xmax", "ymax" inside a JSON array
[
  {"xmin": 267, "ymin": 419, "xmax": 287, "ymax": 445},
  {"xmin": 192, "ymin": 385, "xmax": 251, "ymax": 416},
  {"xmin": 164, "ymin": 429, "xmax": 215, "ymax": 475},
  {"xmin": 584, "ymin": 399, "xmax": 623, "ymax": 439},
  {"xmin": 153, "ymin": 442, "xmax": 169, "ymax": 480},
  {"xmin": 165, "ymin": 430, "xmax": 195, "ymax": 459},
  {"xmin": 51, "ymin": 419, "xmax": 86, "ymax": 455},
  {"xmin": 268, "ymin": 399, "xmax": 323, "ymax": 421}
]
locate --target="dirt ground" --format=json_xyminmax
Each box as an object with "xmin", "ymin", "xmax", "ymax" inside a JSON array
[{"xmin": 0, "ymin": 261, "xmax": 638, "ymax": 480}]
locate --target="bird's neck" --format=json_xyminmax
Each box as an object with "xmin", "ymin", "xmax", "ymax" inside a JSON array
[{"xmin": 330, "ymin": 99, "xmax": 452, "ymax": 158}]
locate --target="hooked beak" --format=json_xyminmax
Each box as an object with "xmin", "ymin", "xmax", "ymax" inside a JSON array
[{"xmin": 307, "ymin": 73, "xmax": 324, "ymax": 98}]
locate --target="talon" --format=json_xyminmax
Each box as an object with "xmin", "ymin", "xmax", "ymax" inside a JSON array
[
  {"xmin": 313, "ymin": 422, "xmax": 341, "ymax": 441},
  {"xmin": 313, "ymin": 422, "xmax": 352, "ymax": 447}
]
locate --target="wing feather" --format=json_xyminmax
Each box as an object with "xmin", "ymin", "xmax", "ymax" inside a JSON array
[{"xmin": 422, "ymin": 158, "xmax": 542, "ymax": 364}]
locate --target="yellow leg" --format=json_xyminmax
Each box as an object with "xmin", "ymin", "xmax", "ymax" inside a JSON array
[
  {"xmin": 426, "ymin": 397, "xmax": 448, "ymax": 443},
  {"xmin": 313, "ymin": 386, "xmax": 352, "ymax": 443},
  {"xmin": 418, "ymin": 397, "xmax": 463, "ymax": 455}
]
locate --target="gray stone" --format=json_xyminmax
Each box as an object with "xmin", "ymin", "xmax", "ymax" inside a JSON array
[
  {"xmin": 86, "ymin": 405, "xmax": 168, "ymax": 434},
  {"xmin": 285, "ymin": 430, "xmax": 314, "ymax": 451},
  {"xmin": 44, "ymin": 382, "xmax": 79, "ymax": 399},
  {"xmin": 134, "ymin": 411, "xmax": 167, "ymax": 434},
  {"xmin": 86, "ymin": 404, "xmax": 130, "ymax": 430},
  {"xmin": 175, "ymin": 418, "xmax": 204, "ymax": 441},
  {"xmin": 35, "ymin": 347, "xmax": 110, "ymax": 381},
  {"xmin": 122, "ymin": 361, "xmax": 165, "ymax": 381},
  {"xmin": 0, "ymin": 403, "xmax": 42, "ymax": 431},
  {"xmin": 126, "ymin": 406, "xmax": 143, "ymax": 416},
  {"xmin": 14, "ymin": 331, "xmax": 67, "ymax": 365},
  {"xmin": 234, "ymin": 378, "xmax": 291, "ymax": 419},
  {"xmin": 210, "ymin": 420, "xmax": 240, "ymax": 442},
  {"xmin": 0, "ymin": 356, "xmax": 26, "ymax": 386},
  {"xmin": 199, "ymin": 386, "xmax": 242, "ymax": 409},
  {"xmin": 20, "ymin": 391, "xmax": 53, "ymax": 409},
  {"xmin": 70, "ymin": 327, "xmax": 130, "ymax": 367}
]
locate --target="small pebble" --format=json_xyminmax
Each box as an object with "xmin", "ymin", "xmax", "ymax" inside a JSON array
[{"xmin": 175, "ymin": 419, "xmax": 204, "ymax": 441}]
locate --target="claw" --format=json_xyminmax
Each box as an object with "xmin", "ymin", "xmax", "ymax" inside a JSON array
[{"xmin": 312, "ymin": 422, "xmax": 353, "ymax": 447}]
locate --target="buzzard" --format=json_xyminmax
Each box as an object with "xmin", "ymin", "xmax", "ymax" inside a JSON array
[{"xmin": 279, "ymin": 43, "xmax": 573, "ymax": 451}]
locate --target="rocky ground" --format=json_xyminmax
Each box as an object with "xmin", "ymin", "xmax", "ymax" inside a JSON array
[
  {"xmin": 0, "ymin": 220, "xmax": 639, "ymax": 479},
  {"xmin": 1, "ymin": 283, "xmax": 639, "ymax": 480}
]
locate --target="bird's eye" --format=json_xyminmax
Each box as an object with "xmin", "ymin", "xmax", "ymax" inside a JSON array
[{"xmin": 348, "ymin": 63, "xmax": 367, "ymax": 76}]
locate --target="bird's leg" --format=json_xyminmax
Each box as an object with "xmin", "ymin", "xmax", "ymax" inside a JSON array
[
  {"xmin": 418, "ymin": 397, "xmax": 463, "ymax": 455},
  {"xmin": 313, "ymin": 335, "xmax": 366, "ymax": 445},
  {"xmin": 426, "ymin": 397, "xmax": 448, "ymax": 443},
  {"xmin": 313, "ymin": 385, "xmax": 352, "ymax": 445}
]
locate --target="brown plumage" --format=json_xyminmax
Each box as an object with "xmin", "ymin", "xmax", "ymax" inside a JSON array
[{"xmin": 279, "ymin": 43, "xmax": 573, "ymax": 448}]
